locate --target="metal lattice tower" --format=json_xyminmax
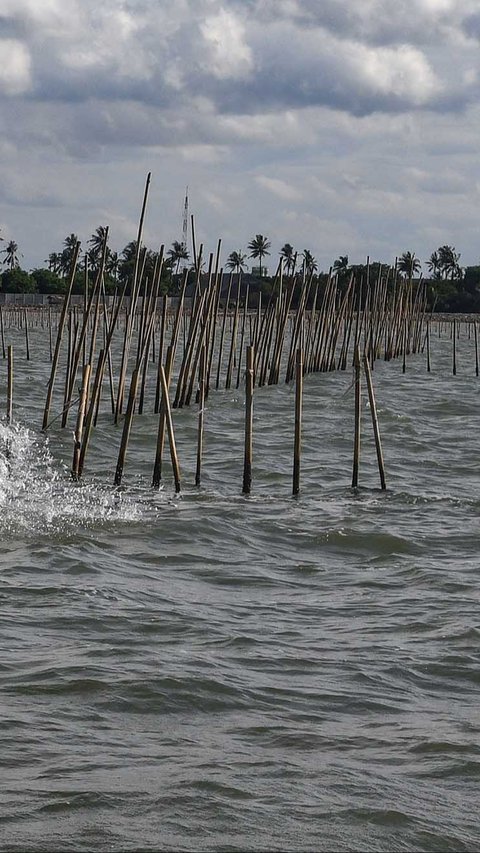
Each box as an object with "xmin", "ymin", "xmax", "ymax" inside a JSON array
[{"xmin": 182, "ymin": 186, "xmax": 188, "ymax": 253}]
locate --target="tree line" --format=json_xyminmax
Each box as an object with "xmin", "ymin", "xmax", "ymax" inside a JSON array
[{"xmin": 1, "ymin": 228, "xmax": 480, "ymax": 312}]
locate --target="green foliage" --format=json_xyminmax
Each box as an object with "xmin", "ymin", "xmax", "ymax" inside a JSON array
[
  {"xmin": 30, "ymin": 268, "xmax": 65, "ymax": 294},
  {"xmin": 226, "ymin": 251, "xmax": 247, "ymax": 273},
  {"xmin": 248, "ymin": 234, "xmax": 271, "ymax": 277},
  {"xmin": 1, "ymin": 268, "xmax": 36, "ymax": 293}
]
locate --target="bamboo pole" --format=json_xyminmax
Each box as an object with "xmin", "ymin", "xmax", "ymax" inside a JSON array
[
  {"xmin": 71, "ymin": 363, "xmax": 91, "ymax": 480},
  {"xmin": 24, "ymin": 309, "xmax": 30, "ymax": 360},
  {"xmin": 236, "ymin": 286, "xmax": 250, "ymax": 389},
  {"xmin": 0, "ymin": 306, "xmax": 5, "ymax": 359},
  {"xmin": 352, "ymin": 344, "xmax": 361, "ymax": 488},
  {"xmin": 475, "ymin": 322, "xmax": 479, "ymax": 377},
  {"xmin": 195, "ymin": 345, "xmax": 206, "ymax": 486},
  {"xmin": 114, "ymin": 173, "xmax": 151, "ymax": 422},
  {"xmin": 42, "ymin": 242, "xmax": 81, "ymax": 430},
  {"xmin": 6, "ymin": 344, "xmax": 13, "ymax": 423},
  {"xmin": 48, "ymin": 307, "xmax": 53, "ymax": 362},
  {"xmin": 242, "ymin": 345, "xmax": 254, "ymax": 495},
  {"xmin": 225, "ymin": 273, "xmax": 241, "ymax": 389},
  {"xmin": 154, "ymin": 295, "xmax": 168, "ymax": 413},
  {"xmin": 292, "ymin": 347, "xmax": 303, "ymax": 496},
  {"xmin": 363, "ymin": 354, "xmax": 386, "ymax": 490},
  {"xmin": 215, "ymin": 274, "xmax": 233, "ymax": 388},
  {"xmin": 77, "ymin": 349, "xmax": 104, "ymax": 478},
  {"xmin": 453, "ymin": 318, "xmax": 457, "ymax": 375},
  {"xmin": 113, "ymin": 368, "xmax": 140, "ymax": 486},
  {"xmin": 153, "ymin": 361, "xmax": 181, "ymax": 492}
]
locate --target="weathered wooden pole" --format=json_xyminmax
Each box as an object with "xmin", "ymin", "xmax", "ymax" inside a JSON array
[
  {"xmin": 152, "ymin": 345, "xmax": 175, "ymax": 488},
  {"xmin": 195, "ymin": 345, "xmax": 206, "ymax": 486},
  {"xmin": 363, "ymin": 354, "xmax": 386, "ymax": 490},
  {"xmin": 77, "ymin": 349, "xmax": 105, "ymax": 478},
  {"xmin": 352, "ymin": 344, "xmax": 361, "ymax": 488},
  {"xmin": 426, "ymin": 320, "xmax": 431, "ymax": 373},
  {"xmin": 71, "ymin": 363, "xmax": 91, "ymax": 480},
  {"xmin": 242, "ymin": 345, "xmax": 254, "ymax": 494},
  {"xmin": 474, "ymin": 322, "xmax": 479, "ymax": 377},
  {"xmin": 114, "ymin": 173, "xmax": 151, "ymax": 422},
  {"xmin": 48, "ymin": 307, "xmax": 53, "ymax": 362},
  {"xmin": 0, "ymin": 306, "xmax": 5, "ymax": 359},
  {"xmin": 453, "ymin": 318, "xmax": 457, "ymax": 375},
  {"xmin": 114, "ymin": 368, "xmax": 140, "ymax": 487},
  {"xmin": 24, "ymin": 310, "xmax": 30, "ymax": 360},
  {"xmin": 42, "ymin": 242, "xmax": 80, "ymax": 430},
  {"xmin": 153, "ymin": 362, "xmax": 181, "ymax": 492},
  {"xmin": 292, "ymin": 347, "xmax": 303, "ymax": 496},
  {"xmin": 6, "ymin": 344, "xmax": 13, "ymax": 423}
]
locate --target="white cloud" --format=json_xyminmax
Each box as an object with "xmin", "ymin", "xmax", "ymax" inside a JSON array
[
  {"xmin": 1, "ymin": 0, "xmax": 480, "ymax": 271},
  {"xmin": 201, "ymin": 8, "xmax": 253, "ymax": 79},
  {"xmin": 0, "ymin": 39, "xmax": 31, "ymax": 95},
  {"xmin": 255, "ymin": 176, "xmax": 302, "ymax": 201}
]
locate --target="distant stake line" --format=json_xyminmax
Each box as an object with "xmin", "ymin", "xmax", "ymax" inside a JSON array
[{"xmin": 3, "ymin": 177, "xmax": 475, "ymax": 493}]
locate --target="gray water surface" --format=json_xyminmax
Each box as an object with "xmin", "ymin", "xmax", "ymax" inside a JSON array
[{"xmin": 1, "ymin": 327, "xmax": 479, "ymax": 852}]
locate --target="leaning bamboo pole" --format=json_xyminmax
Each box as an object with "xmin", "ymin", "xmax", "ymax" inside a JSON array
[
  {"xmin": 71, "ymin": 364, "xmax": 91, "ymax": 481},
  {"xmin": 114, "ymin": 173, "xmax": 151, "ymax": 422},
  {"xmin": 61, "ymin": 234, "xmax": 108, "ymax": 428},
  {"xmin": 215, "ymin": 273, "xmax": 233, "ymax": 389},
  {"xmin": 42, "ymin": 242, "xmax": 81, "ymax": 430},
  {"xmin": 363, "ymin": 354, "xmax": 386, "ymax": 490}
]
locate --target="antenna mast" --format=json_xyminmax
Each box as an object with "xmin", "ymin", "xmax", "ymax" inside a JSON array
[{"xmin": 182, "ymin": 186, "xmax": 189, "ymax": 253}]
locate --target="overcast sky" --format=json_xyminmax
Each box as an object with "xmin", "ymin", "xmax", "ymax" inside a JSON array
[{"xmin": 1, "ymin": 0, "xmax": 480, "ymax": 272}]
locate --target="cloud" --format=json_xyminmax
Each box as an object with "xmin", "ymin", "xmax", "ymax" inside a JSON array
[
  {"xmin": 0, "ymin": 0, "xmax": 474, "ymax": 119},
  {"xmin": 0, "ymin": 39, "xmax": 31, "ymax": 95},
  {"xmin": 1, "ymin": 0, "xmax": 480, "ymax": 270},
  {"xmin": 255, "ymin": 176, "xmax": 302, "ymax": 201},
  {"xmin": 200, "ymin": 8, "xmax": 253, "ymax": 79}
]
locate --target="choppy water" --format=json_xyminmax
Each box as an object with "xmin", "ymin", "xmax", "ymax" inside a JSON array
[{"xmin": 1, "ymin": 325, "xmax": 479, "ymax": 852}]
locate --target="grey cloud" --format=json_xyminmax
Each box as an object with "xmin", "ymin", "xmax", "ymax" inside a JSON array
[
  {"xmin": 0, "ymin": 0, "xmax": 476, "ymax": 121},
  {"xmin": 463, "ymin": 12, "xmax": 480, "ymax": 38}
]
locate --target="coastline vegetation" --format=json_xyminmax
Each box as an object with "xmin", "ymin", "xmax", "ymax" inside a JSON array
[{"xmin": 1, "ymin": 227, "xmax": 479, "ymax": 312}]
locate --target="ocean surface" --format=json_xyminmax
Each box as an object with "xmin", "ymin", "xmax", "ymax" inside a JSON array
[{"xmin": 1, "ymin": 322, "xmax": 479, "ymax": 852}]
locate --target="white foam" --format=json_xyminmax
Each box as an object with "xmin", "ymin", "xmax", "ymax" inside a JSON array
[{"xmin": 0, "ymin": 421, "xmax": 146, "ymax": 535}]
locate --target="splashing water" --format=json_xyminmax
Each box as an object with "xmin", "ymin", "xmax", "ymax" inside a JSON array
[{"xmin": 0, "ymin": 421, "xmax": 147, "ymax": 535}]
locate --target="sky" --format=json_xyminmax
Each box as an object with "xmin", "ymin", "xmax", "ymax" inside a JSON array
[{"xmin": 1, "ymin": 0, "xmax": 480, "ymax": 274}]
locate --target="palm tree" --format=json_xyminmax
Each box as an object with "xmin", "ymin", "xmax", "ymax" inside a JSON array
[
  {"xmin": 60, "ymin": 233, "xmax": 80, "ymax": 275},
  {"xmin": 438, "ymin": 245, "xmax": 461, "ymax": 280},
  {"xmin": 46, "ymin": 252, "xmax": 62, "ymax": 275},
  {"xmin": 398, "ymin": 251, "xmax": 421, "ymax": 278},
  {"xmin": 106, "ymin": 249, "xmax": 119, "ymax": 282},
  {"xmin": 333, "ymin": 255, "xmax": 349, "ymax": 272},
  {"xmin": 226, "ymin": 251, "xmax": 247, "ymax": 273},
  {"xmin": 302, "ymin": 249, "xmax": 318, "ymax": 275},
  {"xmin": 280, "ymin": 243, "xmax": 296, "ymax": 275},
  {"xmin": 426, "ymin": 251, "xmax": 441, "ymax": 279},
  {"xmin": 248, "ymin": 234, "xmax": 271, "ymax": 278},
  {"xmin": 88, "ymin": 226, "xmax": 109, "ymax": 269},
  {"xmin": 167, "ymin": 240, "xmax": 189, "ymax": 276},
  {"xmin": 1, "ymin": 240, "xmax": 21, "ymax": 270}
]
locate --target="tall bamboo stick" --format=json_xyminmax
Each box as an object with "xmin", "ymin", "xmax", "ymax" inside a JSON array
[
  {"xmin": 242, "ymin": 346, "xmax": 254, "ymax": 495},
  {"xmin": 292, "ymin": 347, "xmax": 303, "ymax": 496},
  {"xmin": 352, "ymin": 344, "xmax": 361, "ymax": 488},
  {"xmin": 42, "ymin": 242, "xmax": 81, "ymax": 430},
  {"xmin": 363, "ymin": 354, "xmax": 386, "ymax": 490}
]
